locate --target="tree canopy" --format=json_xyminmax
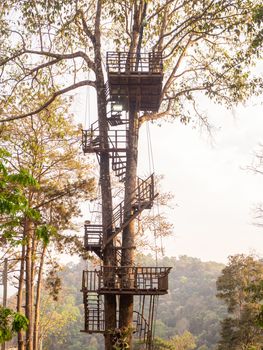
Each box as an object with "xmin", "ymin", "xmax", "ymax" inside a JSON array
[
  {"xmin": 216, "ymin": 254, "xmax": 263, "ymax": 350},
  {"xmin": 0, "ymin": 0, "xmax": 262, "ymax": 126}
]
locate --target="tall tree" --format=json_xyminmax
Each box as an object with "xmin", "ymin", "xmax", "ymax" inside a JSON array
[
  {"xmin": 0, "ymin": 149, "xmax": 35, "ymax": 346},
  {"xmin": 0, "ymin": 91, "xmax": 95, "ymax": 350},
  {"xmin": 0, "ymin": 1, "xmax": 262, "ymax": 349},
  {"xmin": 216, "ymin": 254, "xmax": 263, "ymax": 350}
]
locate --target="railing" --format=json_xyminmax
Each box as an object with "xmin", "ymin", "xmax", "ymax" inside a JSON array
[
  {"xmin": 84, "ymin": 224, "xmax": 103, "ymax": 249},
  {"xmin": 106, "ymin": 52, "xmax": 163, "ymax": 74},
  {"xmin": 82, "ymin": 120, "xmax": 99, "ymax": 152},
  {"xmin": 133, "ymin": 310, "xmax": 150, "ymax": 343},
  {"xmin": 83, "ymin": 291, "xmax": 105, "ymax": 332},
  {"xmin": 109, "ymin": 130, "xmax": 128, "ymax": 149},
  {"xmin": 82, "ymin": 127, "xmax": 128, "ymax": 152},
  {"xmin": 109, "ymin": 174, "xmax": 155, "ymax": 228},
  {"xmin": 136, "ymin": 175, "xmax": 155, "ymax": 204},
  {"xmin": 82, "ymin": 266, "xmax": 171, "ymax": 292},
  {"xmin": 84, "ymin": 174, "xmax": 156, "ymax": 249},
  {"xmin": 82, "ymin": 270, "xmax": 100, "ymax": 291},
  {"xmin": 103, "ymin": 174, "xmax": 156, "ymax": 246},
  {"xmin": 98, "ymin": 266, "xmax": 171, "ymax": 292},
  {"xmin": 83, "ymin": 289, "xmax": 151, "ymax": 340}
]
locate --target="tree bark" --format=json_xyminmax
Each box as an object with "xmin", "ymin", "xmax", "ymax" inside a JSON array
[
  {"xmin": 119, "ymin": 106, "xmax": 139, "ymax": 349},
  {"xmin": 97, "ymin": 70, "xmax": 117, "ymax": 350},
  {"xmin": 94, "ymin": 2, "xmax": 116, "ymax": 349},
  {"xmin": 17, "ymin": 232, "xmax": 26, "ymax": 350},
  {"xmin": 118, "ymin": 4, "xmax": 144, "ymax": 348},
  {"xmin": 33, "ymin": 245, "xmax": 46, "ymax": 350},
  {"xmin": 129, "ymin": 1, "xmax": 145, "ymax": 57},
  {"xmin": 25, "ymin": 219, "xmax": 34, "ymax": 350}
]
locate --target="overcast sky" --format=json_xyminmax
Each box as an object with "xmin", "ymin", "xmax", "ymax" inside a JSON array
[{"xmin": 138, "ymin": 98, "xmax": 263, "ymax": 263}]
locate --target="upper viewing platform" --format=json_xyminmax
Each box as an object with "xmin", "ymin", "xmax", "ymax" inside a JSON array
[
  {"xmin": 106, "ymin": 52, "xmax": 163, "ymax": 112},
  {"xmin": 106, "ymin": 52, "xmax": 163, "ymax": 74}
]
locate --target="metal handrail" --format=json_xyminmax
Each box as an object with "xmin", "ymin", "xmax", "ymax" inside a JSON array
[
  {"xmin": 82, "ymin": 266, "xmax": 171, "ymax": 292},
  {"xmin": 82, "ymin": 128, "xmax": 128, "ymax": 151},
  {"xmin": 98, "ymin": 266, "xmax": 171, "ymax": 291},
  {"xmin": 108, "ymin": 174, "xmax": 155, "ymax": 229},
  {"xmin": 106, "ymin": 52, "xmax": 163, "ymax": 74}
]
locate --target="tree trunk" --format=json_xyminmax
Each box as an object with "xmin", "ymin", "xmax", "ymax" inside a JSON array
[
  {"xmin": 97, "ymin": 79, "xmax": 117, "ymax": 350},
  {"xmin": 94, "ymin": 2, "xmax": 116, "ymax": 348},
  {"xmin": 17, "ymin": 232, "xmax": 26, "ymax": 350},
  {"xmin": 119, "ymin": 6, "xmax": 146, "ymax": 343},
  {"xmin": 128, "ymin": 1, "xmax": 145, "ymax": 57},
  {"xmin": 25, "ymin": 219, "xmax": 34, "ymax": 350},
  {"xmin": 33, "ymin": 244, "xmax": 46, "ymax": 350},
  {"xmin": 119, "ymin": 107, "xmax": 139, "ymax": 349}
]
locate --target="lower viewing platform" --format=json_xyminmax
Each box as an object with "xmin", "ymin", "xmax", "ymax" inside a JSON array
[{"xmin": 82, "ymin": 266, "xmax": 172, "ymax": 295}]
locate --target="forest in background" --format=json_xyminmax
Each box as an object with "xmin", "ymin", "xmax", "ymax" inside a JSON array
[
  {"xmin": 31, "ymin": 255, "xmax": 226, "ymax": 350},
  {"xmin": 4, "ymin": 252, "xmax": 263, "ymax": 350}
]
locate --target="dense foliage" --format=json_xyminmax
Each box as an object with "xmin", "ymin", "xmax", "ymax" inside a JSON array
[
  {"xmin": 216, "ymin": 255, "xmax": 263, "ymax": 350},
  {"xmin": 0, "ymin": 0, "xmax": 262, "ymax": 125},
  {"xmin": 0, "ymin": 306, "xmax": 28, "ymax": 344},
  {"xmin": 0, "ymin": 150, "xmax": 33, "ymax": 345},
  {"xmin": 0, "ymin": 148, "xmax": 39, "ymax": 221}
]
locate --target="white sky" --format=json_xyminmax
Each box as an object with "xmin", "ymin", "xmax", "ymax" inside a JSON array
[{"xmin": 138, "ymin": 98, "xmax": 263, "ymax": 263}]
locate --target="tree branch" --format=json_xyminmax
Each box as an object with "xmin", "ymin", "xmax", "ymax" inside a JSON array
[
  {"xmin": 77, "ymin": 9, "xmax": 96, "ymax": 45},
  {"xmin": 0, "ymin": 80, "xmax": 96, "ymax": 123},
  {"xmin": 25, "ymin": 49, "xmax": 95, "ymax": 71},
  {"xmin": 162, "ymin": 35, "xmax": 193, "ymax": 98},
  {"xmin": 33, "ymin": 180, "xmax": 91, "ymax": 210}
]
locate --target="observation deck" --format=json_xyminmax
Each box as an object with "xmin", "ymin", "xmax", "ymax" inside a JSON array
[
  {"xmin": 82, "ymin": 266, "xmax": 171, "ymax": 296},
  {"xmin": 106, "ymin": 52, "xmax": 163, "ymax": 112}
]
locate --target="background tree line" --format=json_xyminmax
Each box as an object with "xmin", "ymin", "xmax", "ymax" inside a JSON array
[{"xmin": 4, "ymin": 253, "xmax": 260, "ymax": 350}]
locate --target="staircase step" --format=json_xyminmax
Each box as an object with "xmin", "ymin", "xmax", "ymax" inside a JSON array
[
  {"xmin": 111, "ymin": 155, "xmax": 127, "ymax": 159},
  {"xmin": 113, "ymin": 163, "xmax": 126, "ymax": 168},
  {"xmin": 115, "ymin": 166, "xmax": 126, "ymax": 171},
  {"xmin": 116, "ymin": 171, "xmax": 126, "ymax": 177},
  {"xmin": 113, "ymin": 168, "xmax": 126, "ymax": 173},
  {"xmin": 112, "ymin": 161, "xmax": 127, "ymax": 165}
]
